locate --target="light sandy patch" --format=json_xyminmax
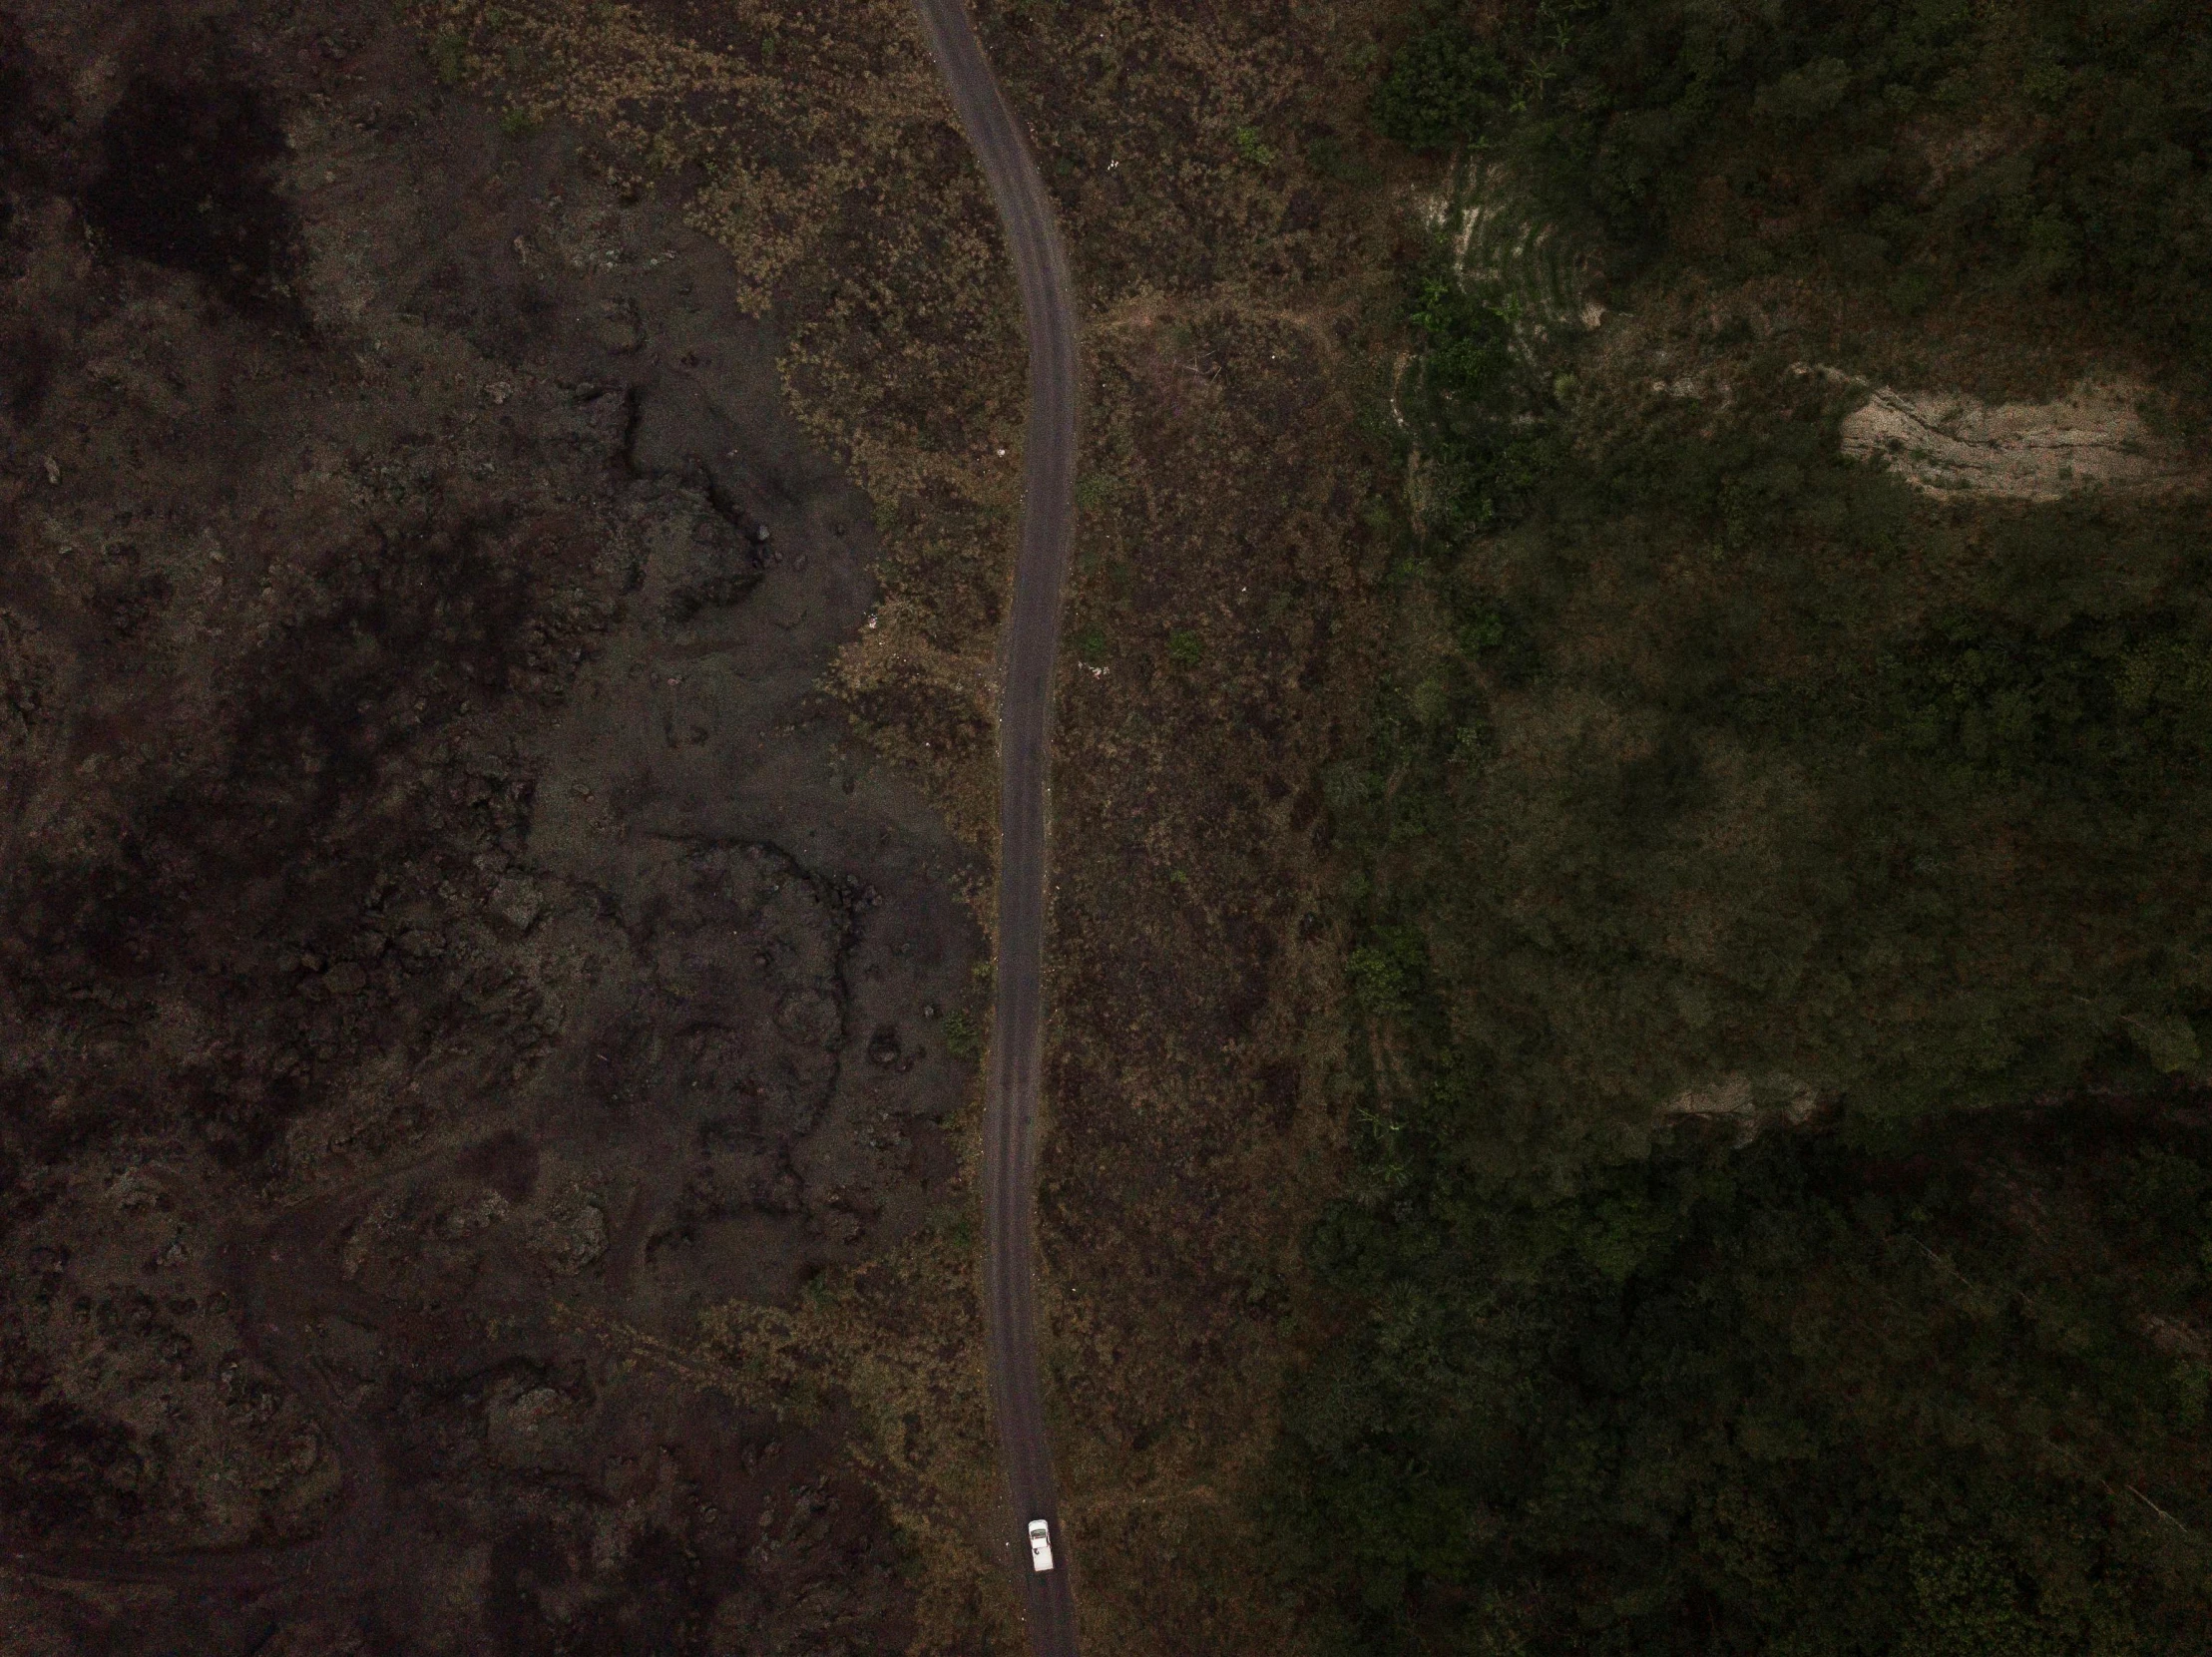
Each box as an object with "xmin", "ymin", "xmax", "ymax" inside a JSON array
[
  {"xmin": 1664, "ymin": 1072, "xmax": 1823, "ymax": 1141},
  {"xmin": 1916, "ymin": 121, "xmax": 2017, "ymax": 195},
  {"xmin": 1667, "ymin": 1072, "xmax": 1756, "ymax": 1123},
  {"xmin": 1418, "ymin": 158, "xmax": 1597, "ymax": 356},
  {"xmin": 1833, "ymin": 376, "xmax": 2199, "ymax": 501},
  {"xmin": 1396, "ymin": 160, "xmax": 1600, "ymax": 531}
]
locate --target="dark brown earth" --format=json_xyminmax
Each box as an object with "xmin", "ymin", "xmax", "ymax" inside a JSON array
[{"xmin": 0, "ymin": 3, "xmax": 982, "ymax": 1651}]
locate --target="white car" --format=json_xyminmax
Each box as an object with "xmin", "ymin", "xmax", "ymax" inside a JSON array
[{"xmin": 1027, "ymin": 1518, "xmax": 1055, "ymax": 1572}]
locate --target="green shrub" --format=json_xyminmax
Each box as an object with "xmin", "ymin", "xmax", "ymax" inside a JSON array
[
  {"xmin": 1231, "ymin": 125, "xmax": 1276, "ymax": 168},
  {"xmin": 1751, "ymin": 56, "xmax": 1853, "ymax": 130},
  {"xmin": 942, "ymin": 1010, "xmax": 980, "ymax": 1060},
  {"xmin": 1369, "ymin": 25, "xmax": 1508, "ymax": 154},
  {"xmin": 1393, "ymin": 265, "xmax": 1557, "ymax": 532},
  {"xmin": 429, "ymin": 30, "xmax": 467, "ymax": 87},
  {"xmin": 1304, "ymin": 131, "xmax": 1376, "ymax": 185},
  {"xmin": 1346, "ymin": 946, "xmax": 1408, "ymax": 1017}
]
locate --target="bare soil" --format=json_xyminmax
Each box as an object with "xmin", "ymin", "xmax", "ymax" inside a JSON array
[
  {"xmin": 1835, "ymin": 375, "xmax": 2203, "ymax": 501},
  {"xmin": 0, "ymin": 3, "xmax": 985, "ymax": 1651}
]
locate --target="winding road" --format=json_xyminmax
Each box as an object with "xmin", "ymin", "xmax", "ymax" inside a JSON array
[{"xmin": 908, "ymin": 2, "xmax": 1082, "ymax": 1653}]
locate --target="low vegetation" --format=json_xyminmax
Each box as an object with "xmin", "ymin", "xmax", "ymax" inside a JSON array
[{"xmin": 400, "ymin": 2, "xmax": 1403, "ymax": 1648}]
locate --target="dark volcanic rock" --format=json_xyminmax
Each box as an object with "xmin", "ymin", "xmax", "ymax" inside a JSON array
[{"xmin": 0, "ymin": 3, "xmax": 972, "ymax": 1650}]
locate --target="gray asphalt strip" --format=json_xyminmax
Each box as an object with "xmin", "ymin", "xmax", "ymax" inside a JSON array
[{"xmin": 907, "ymin": 2, "xmax": 1082, "ymax": 1654}]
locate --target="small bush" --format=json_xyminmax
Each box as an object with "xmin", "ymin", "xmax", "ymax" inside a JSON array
[
  {"xmin": 1304, "ymin": 132, "xmax": 1375, "ymax": 185},
  {"xmin": 1166, "ymin": 629, "xmax": 1203, "ymax": 667},
  {"xmin": 934, "ymin": 1204, "xmax": 976, "ymax": 1251},
  {"xmin": 942, "ymin": 1010, "xmax": 980, "ymax": 1060},
  {"xmin": 1370, "ymin": 25, "xmax": 1508, "ymax": 154},
  {"xmin": 1347, "ymin": 945, "xmax": 1409, "ymax": 1016},
  {"xmin": 1456, "ymin": 612, "xmax": 1506, "ymax": 657},
  {"xmin": 1751, "ymin": 57, "xmax": 1853, "ymax": 131},
  {"xmin": 1396, "ymin": 268, "xmax": 1553, "ymax": 531},
  {"xmin": 1886, "ymin": 268, "xmax": 1936, "ymax": 315},
  {"xmin": 429, "ymin": 30, "xmax": 467, "ymax": 87}
]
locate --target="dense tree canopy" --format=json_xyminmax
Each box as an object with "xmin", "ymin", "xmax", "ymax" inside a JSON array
[
  {"xmin": 1371, "ymin": 0, "xmax": 2212, "ymax": 368},
  {"xmin": 1282, "ymin": 1108, "xmax": 2212, "ymax": 1654},
  {"xmin": 1274, "ymin": 4, "xmax": 2212, "ymax": 1650},
  {"xmin": 1337, "ymin": 376, "xmax": 2212, "ymax": 1176}
]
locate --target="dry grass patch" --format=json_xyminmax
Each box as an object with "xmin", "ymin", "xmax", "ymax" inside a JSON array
[
  {"xmin": 407, "ymin": 0, "xmax": 1029, "ymax": 848},
  {"xmin": 402, "ymin": 1, "xmax": 1417, "ymax": 1648}
]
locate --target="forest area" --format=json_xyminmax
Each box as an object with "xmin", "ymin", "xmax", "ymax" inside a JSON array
[{"xmin": 1272, "ymin": 0, "xmax": 2212, "ymax": 1651}]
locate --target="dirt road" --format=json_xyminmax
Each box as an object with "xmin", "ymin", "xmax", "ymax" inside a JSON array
[{"xmin": 907, "ymin": 2, "xmax": 1082, "ymax": 1652}]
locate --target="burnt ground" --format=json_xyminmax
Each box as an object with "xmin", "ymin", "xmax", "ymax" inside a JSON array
[{"xmin": 0, "ymin": 2, "xmax": 983, "ymax": 1651}]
